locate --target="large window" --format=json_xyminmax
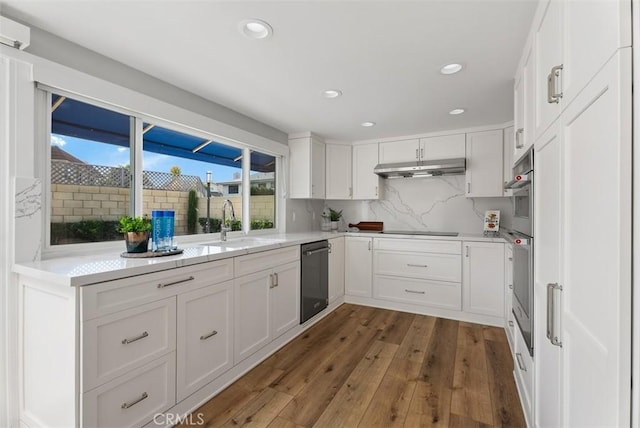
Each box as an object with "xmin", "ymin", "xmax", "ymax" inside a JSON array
[
  {"xmin": 49, "ymin": 94, "xmax": 132, "ymax": 245},
  {"xmin": 46, "ymin": 91, "xmax": 279, "ymax": 246}
]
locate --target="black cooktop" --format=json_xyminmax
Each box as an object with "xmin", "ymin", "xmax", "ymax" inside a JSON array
[{"xmin": 381, "ymin": 230, "xmax": 459, "ymax": 237}]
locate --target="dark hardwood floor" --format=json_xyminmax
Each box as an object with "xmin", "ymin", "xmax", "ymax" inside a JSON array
[{"xmin": 180, "ymin": 304, "xmax": 525, "ymax": 427}]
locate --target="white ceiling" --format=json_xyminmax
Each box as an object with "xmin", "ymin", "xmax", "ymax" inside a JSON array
[{"xmin": 2, "ymin": 1, "xmax": 537, "ymax": 142}]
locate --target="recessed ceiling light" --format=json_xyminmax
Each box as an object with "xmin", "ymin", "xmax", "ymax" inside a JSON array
[
  {"xmin": 323, "ymin": 89, "xmax": 342, "ymax": 98},
  {"xmin": 440, "ymin": 63, "xmax": 463, "ymax": 75},
  {"xmin": 239, "ymin": 19, "xmax": 273, "ymax": 39},
  {"xmin": 361, "ymin": 121, "xmax": 376, "ymax": 127},
  {"xmin": 449, "ymin": 108, "xmax": 465, "ymax": 115}
]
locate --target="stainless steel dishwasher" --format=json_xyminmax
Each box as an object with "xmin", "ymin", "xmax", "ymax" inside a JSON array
[{"xmin": 300, "ymin": 240, "xmax": 329, "ymax": 323}]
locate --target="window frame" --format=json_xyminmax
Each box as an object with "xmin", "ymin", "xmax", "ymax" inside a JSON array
[{"xmin": 39, "ymin": 85, "xmax": 284, "ymax": 257}]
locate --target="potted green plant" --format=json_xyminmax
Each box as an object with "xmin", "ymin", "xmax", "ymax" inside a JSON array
[
  {"xmin": 328, "ymin": 208, "xmax": 342, "ymax": 231},
  {"xmin": 117, "ymin": 215, "xmax": 152, "ymax": 253}
]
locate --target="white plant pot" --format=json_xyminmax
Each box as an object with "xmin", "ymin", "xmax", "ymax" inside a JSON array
[{"xmin": 331, "ymin": 221, "xmax": 338, "ymax": 230}]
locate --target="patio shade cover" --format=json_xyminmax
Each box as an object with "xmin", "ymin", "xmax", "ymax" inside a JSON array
[{"xmin": 51, "ymin": 95, "xmax": 275, "ymax": 172}]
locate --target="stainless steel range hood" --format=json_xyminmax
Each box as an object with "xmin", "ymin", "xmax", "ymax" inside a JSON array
[{"xmin": 373, "ymin": 158, "xmax": 466, "ymax": 179}]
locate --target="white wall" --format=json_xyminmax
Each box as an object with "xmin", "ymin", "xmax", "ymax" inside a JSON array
[{"xmin": 327, "ymin": 175, "xmax": 512, "ymax": 234}]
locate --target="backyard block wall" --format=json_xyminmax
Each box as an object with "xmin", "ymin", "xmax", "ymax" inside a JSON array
[{"xmin": 51, "ymin": 184, "xmax": 275, "ymax": 235}]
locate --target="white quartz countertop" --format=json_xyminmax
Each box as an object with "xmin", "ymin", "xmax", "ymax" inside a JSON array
[{"xmin": 13, "ymin": 230, "xmax": 504, "ymax": 287}]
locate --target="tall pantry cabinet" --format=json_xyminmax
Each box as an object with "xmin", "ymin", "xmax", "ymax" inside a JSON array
[{"xmin": 519, "ymin": 0, "xmax": 632, "ymax": 426}]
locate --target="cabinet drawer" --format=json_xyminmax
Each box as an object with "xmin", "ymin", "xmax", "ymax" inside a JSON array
[
  {"xmin": 83, "ymin": 353, "xmax": 176, "ymax": 428},
  {"xmin": 374, "ymin": 251, "xmax": 461, "ymax": 282},
  {"xmin": 234, "ymin": 246, "xmax": 299, "ymax": 277},
  {"xmin": 81, "ymin": 259, "xmax": 233, "ymax": 320},
  {"xmin": 374, "ymin": 275, "xmax": 461, "ymax": 310},
  {"xmin": 374, "ymin": 238, "xmax": 461, "ymax": 254},
  {"xmin": 514, "ymin": 325, "xmax": 533, "ymax": 419},
  {"xmin": 83, "ymin": 298, "xmax": 176, "ymax": 391}
]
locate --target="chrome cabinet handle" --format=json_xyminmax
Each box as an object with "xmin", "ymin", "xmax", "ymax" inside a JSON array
[
  {"xmin": 349, "ymin": 187, "xmax": 353, "ymax": 197},
  {"xmin": 269, "ymin": 274, "xmax": 276, "ymax": 289},
  {"xmin": 467, "ymin": 183, "xmax": 471, "ymax": 194},
  {"xmin": 547, "ymin": 65, "xmax": 563, "ymax": 104},
  {"xmin": 515, "ymin": 353, "xmax": 527, "ymax": 371},
  {"xmin": 375, "ymin": 186, "xmax": 378, "ymax": 196},
  {"xmin": 420, "ymin": 148, "xmax": 424, "ymax": 158},
  {"xmin": 407, "ymin": 263, "xmax": 428, "ymax": 268},
  {"xmin": 508, "ymin": 284, "xmax": 513, "ymax": 289},
  {"xmin": 200, "ymin": 330, "xmax": 218, "ymax": 340},
  {"xmin": 508, "ymin": 257, "xmax": 513, "ymax": 261},
  {"xmin": 274, "ymin": 273, "xmax": 279, "ymax": 286},
  {"xmin": 305, "ymin": 247, "xmax": 330, "ymax": 256},
  {"xmin": 121, "ymin": 392, "xmax": 148, "ymax": 409},
  {"xmin": 328, "ymin": 243, "xmax": 332, "ymax": 254},
  {"xmin": 508, "ymin": 320, "xmax": 514, "ymax": 327},
  {"xmin": 157, "ymin": 276, "xmax": 194, "ymax": 288},
  {"xmin": 368, "ymin": 240, "xmax": 371, "ymax": 251},
  {"xmin": 404, "ymin": 289, "xmax": 426, "ymax": 294},
  {"xmin": 415, "ymin": 148, "xmax": 419, "ymax": 159},
  {"xmin": 547, "ymin": 282, "xmax": 563, "ymax": 347},
  {"xmin": 515, "ymin": 128, "xmax": 524, "ymax": 148},
  {"xmin": 465, "ymin": 246, "xmax": 469, "ymax": 257},
  {"xmin": 121, "ymin": 331, "xmax": 148, "ymax": 345}
]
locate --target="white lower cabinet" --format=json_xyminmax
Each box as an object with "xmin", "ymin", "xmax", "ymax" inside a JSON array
[
  {"xmin": 234, "ymin": 260, "xmax": 300, "ymax": 364},
  {"xmin": 375, "ymin": 276, "xmax": 461, "ymax": 310},
  {"xmin": 176, "ymin": 280, "xmax": 233, "ymax": 402},
  {"xmin": 462, "ymin": 241, "xmax": 505, "ymax": 318},
  {"xmin": 328, "ymin": 237, "xmax": 345, "ymax": 303},
  {"xmin": 513, "ymin": 327, "xmax": 534, "ymax": 427},
  {"xmin": 344, "ymin": 237, "xmax": 373, "ymax": 297},
  {"xmin": 504, "ymin": 244, "xmax": 515, "ymax": 352},
  {"xmin": 83, "ymin": 352, "xmax": 176, "ymax": 428}
]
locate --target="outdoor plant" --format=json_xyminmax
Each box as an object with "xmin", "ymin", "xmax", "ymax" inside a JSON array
[
  {"xmin": 187, "ymin": 189, "xmax": 198, "ymax": 234},
  {"xmin": 116, "ymin": 215, "xmax": 152, "ymax": 233}
]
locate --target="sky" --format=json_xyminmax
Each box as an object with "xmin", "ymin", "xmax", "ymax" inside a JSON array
[{"xmin": 51, "ymin": 134, "xmax": 241, "ymax": 183}]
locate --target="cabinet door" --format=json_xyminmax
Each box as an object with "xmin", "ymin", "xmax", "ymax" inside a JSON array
[
  {"xmin": 515, "ymin": 46, "xmax": 535, "ymax": 162},
  {"xmin": 177, "ymin": 281, "xmax": 233, "ymax": 401},
  {"xmin": 352, "ymin": 143, "xmax": 380, "ymax": 200},
  {"xmin": 328, "ymin": 237, "xmax": 345, "ymax": 303},
  {"xmin": 311, "ymin": 138, "xmax": 326, "ymax": 199},
  {"xmin": 344, "ymin": 237, "xmax": 372, "ymax": 297},
  {"xmin": 325, "ymin": 144, "xmax": 352, "ymax": 199},
  {"xmin": 502, "ymin": 126, "xmax": 514, "ymax": 196},
  {"xmin": 462, "ymin": 242, "xmax": 504, "ymax": 318},
  {"xmin": 535, "ymin": 0, "xmax": 563, "ymax": 137},
  {"xmin": 562, "ymin": 0, "xmax": 631, "ymax": 105},
  {"xmin": 420, "ymin": 134, "xmax": 465, "ymax": 161},
  {"xmin": 534, "ymin": 119, "xmax": 563, "ymax": 428},
  {"xmin": 271, "ymin": 261, "xmax": 300, "ymax": 339},
  {"xmin": 378, "ymin": 139, "xmax": 419, "ymax": 163},
  {"xmin": 504, "ymin": 244, "xmax": 515, "ymax": 349},
  {"xmin": 234, "ymin": 270, "xmax": 271, "ymax": 363},
  {"xmin": 560, "ymin": 49, "xmax": 631, "ymax": 427},
  {"xmin": 465, "ymin": 130, "xmax": 504, "ymax": 197},
  {"xmin": 288, "ymin": 137, "xmax": 311, "ymax": 198},
  {"xmin": 513, "ymin": 71, "xmax": 525, "ymax": 163}
]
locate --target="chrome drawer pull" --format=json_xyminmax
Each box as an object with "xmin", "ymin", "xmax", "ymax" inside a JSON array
[
  {"xmin": 157, "ymin": 276, "xmax": 195, "ymax": 288},
  {"xmin": 200, "ymin": 330, "xmax": 218, "ymax": 340},
  {"xmin": 515, "ymin": 353, "xmax": 527, "ymax": 371},
  {"xmin": 508, "ymin": 284, "xmax": 513, "ymax": 289},
  {"xmin": 121, "ymin": 331, "xmax": 148, "ymax": 345},
  {"xmin": 404, "ymin": 289, "xmax": 426, "ymax": 294},
  {"xmin": 406, "ymin": 263, "xmax": 428, "ymax": 268},
  {"xmin": 508, "ymin": 321, "xmax": 514, "ymax": 327},
  {"xmin": 121, "ymin": 392, "xmax": 148, "ymax": 409}
]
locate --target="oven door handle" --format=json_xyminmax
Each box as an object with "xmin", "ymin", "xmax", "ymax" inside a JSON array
[
  {"xmin": 504, "ymin": 174, "xmax": 532, "ymax": 190},
  {"xmin": 504, "ymin": 233, "xmax": 530, "ymax": 247}
]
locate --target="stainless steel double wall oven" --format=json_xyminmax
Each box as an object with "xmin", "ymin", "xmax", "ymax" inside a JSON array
[{"xmin": 505, "ymin": 149, "xmax": 534, "ymax": 356}]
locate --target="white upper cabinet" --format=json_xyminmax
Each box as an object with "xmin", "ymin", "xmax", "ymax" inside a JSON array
[
  {"xmin": 514, "ymin": 44, "xmax": 535, "ymax": 164},
  {"xmin": 325, "ymin": 144, "xmax": 352, "ymax": 200},
  {"xmin": 289, "ymin": 135, "xmax": 325, "ymax": 199},
  {"xmin": 352, "ymin": 143, "xmax": 380, "ymax": 200},
  {"xmin": 562, "ymin": 0, "xmax": 631, "ymax": 105},
  {"xmin": 378, "ymin": 138, "xmax": 419, "ymax": 163},
  {"xmin": 420, "ymin": 134, "xmax": 465, "ymax": 161},
  {"xmin": 378, "ymin": 134, "xmax": 465, "ymax": 164},
  {"xmin": 465, "ymin": 130, "xmax": 504, "ymax": 198},
  {"xmin": 535, "ymin": 0, "xmax": 563, "ymax": 138}
]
